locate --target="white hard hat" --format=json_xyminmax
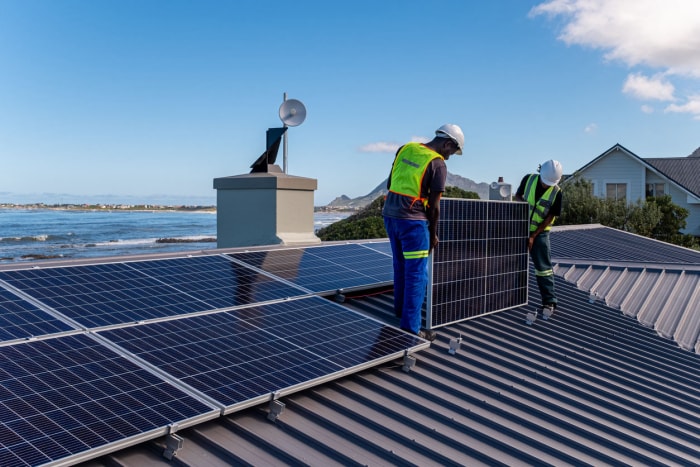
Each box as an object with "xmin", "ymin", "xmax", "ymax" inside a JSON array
[
  {"xmin": 435, "ymin": 123, "xmax": 464, "ymax": 155},
  {"xmin": 539, "ymin": 159, "xmax": 563, "ymax": 186}
]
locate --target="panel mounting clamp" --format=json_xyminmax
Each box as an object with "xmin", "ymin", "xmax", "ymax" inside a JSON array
[
  {"xmin": 448, "ymin": 335, "xmax": 463, "ymax": 355},
  {"xmin": 163, "ymin": 433, "xmax": 184, "ymax": 460},
  {"xmin": 400, "ymin": 349, "xmax": 416, "ymax": 373},
  {"xmin": 267, "ymin": 391, "xmax": 285, "ymax": 422}
]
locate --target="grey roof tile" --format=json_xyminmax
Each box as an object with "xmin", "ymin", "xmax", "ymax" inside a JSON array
[{"xmin": 645, "ymin": 157, "xmax": 700, "ymax": 197}]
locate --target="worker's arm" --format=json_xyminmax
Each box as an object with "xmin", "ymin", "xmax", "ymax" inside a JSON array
[
  {"xmin": 426, "ymin": 191, "xmax": 443, "ymax": 252},
  {"xmin": 528, "ymin": 213, "xmax": 555, "ymax": 251}
]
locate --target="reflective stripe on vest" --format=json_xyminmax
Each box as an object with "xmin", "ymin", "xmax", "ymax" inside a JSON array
[
  {"xmin": 524, "ymin": 174, "xmax": 560, "ymax": 232},
  {"xmin": 389, "ymin": 142, "xmax": 443, "ymax": 208}
]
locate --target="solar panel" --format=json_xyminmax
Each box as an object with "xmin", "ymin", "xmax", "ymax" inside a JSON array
[
  {"xmin": 0, "ymin": 288, "xmax": 75, "ymax": 342},
  {"xmin": 0, "ymin": 334, "xmax": 217, "ymax": 467},
  {"xmin": 230, "ymin": 243, "xmax": 393, "ymax": 294},
  {"xmin": 427, "ymin": 199, "xmax": 529, "ymax": 328},
  {"xmin": 358, "ymin": 240, "xmax": 393, "ymax": 256},
  {"xmin": 98, "ymin": 295, "xmax": 427, "ymax": 413},
  {"xmin": 123, "ymin": 254, "xmax": 307, "ymax": 309},
  {"xmin": 0, "ymin": 255, "xmax": 306, "ymax": 329}
]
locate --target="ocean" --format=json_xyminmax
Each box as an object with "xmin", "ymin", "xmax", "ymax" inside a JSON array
[{"xmin": 0, "ymin": 208, "xmax": 351, "ymax": 263}]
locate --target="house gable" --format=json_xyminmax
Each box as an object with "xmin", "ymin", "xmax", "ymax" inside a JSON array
[
  {"xmin": 569, "ymin": 144, "xmax": 700, "ymax": 235},
  {"xmin": 572, "ymin": 144, "xmax": 646, "ymax": 200}
]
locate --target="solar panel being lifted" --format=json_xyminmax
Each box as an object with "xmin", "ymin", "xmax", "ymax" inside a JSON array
[
  {"xmin": 427, "ymin": 199, "xmax": 529, "ymax": 328},
  {"xmin": 99, "ymin": 295, "xmax": 427, "ymax": 414},
  {"xmin": 230, "ymin": 242, "xmax": 393, "ymax": 294}
]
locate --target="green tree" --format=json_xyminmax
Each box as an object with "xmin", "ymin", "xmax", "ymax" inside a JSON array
[
  {"xmin": 559, "ymin": 177, "xmax": 697, "ymax": 248},
  {"xmin": 627, "ymin": 199, "xmax": 662, "ymax": 237},
  {"xmin": 444, "ymin": 186, "xmax": 480, "ymax": 199},
  {"xmin": 558, "ymin": 177, "xmax": 601, "ymax": 225},
  {"xmin": 317, "ymin": 197, "xmax": 387, "ymax": 241}
]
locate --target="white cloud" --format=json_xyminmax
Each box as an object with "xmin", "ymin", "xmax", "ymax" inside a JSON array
[
  {"xmin": 358, "ymin": 135, "xmax": 429, "ymax": 153},
  {"xmin": 584, "ymin": 123, "xmax": 598, "ymax": 133},
  {"xmin": 622, "ymin": 73, "xmax": 675, "ymax": 101},
  {"xmin": 530, "ymin": 0, "xmax": 700, "ymax": 76},
  {"xmin": 665, "ymin": 95, "xmax": 700, "ymax": 119},
  {"xmin": 531, "ymin": 0, "xmax": 700, "ymax": 118},
  {"xmin": 358, "ymin": 142, "xmax": 400, "ymax": 153},
  {"xmin": 641, "ymin": 104, "xmax": 654, "ymax": 114}
]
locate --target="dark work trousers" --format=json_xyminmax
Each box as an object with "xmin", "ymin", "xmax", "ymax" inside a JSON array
[
  {"xmin": 383, "ymin": 217, "xmax": 430, "ymax": 334},
  {"xmin": 530, "ymin": 230, "xmax": 557, "ymax": 307}
]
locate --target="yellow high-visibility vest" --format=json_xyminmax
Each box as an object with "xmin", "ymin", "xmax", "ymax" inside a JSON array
[
  {"xmin": 524, "ymin": 174, "xmax": 560, "ymax": 232},
  {"xmin": 388, "ymin": 142, "xmax": 443, "ymax": 209}
]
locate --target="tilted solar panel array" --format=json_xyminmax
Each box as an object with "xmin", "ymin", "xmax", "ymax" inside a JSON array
[
  {"xmin": 229, "ymin": 242, "xmax": 393, "ymax": 294},
  {"xmin": 427, "ymin": 199, "xmax": 529, "ymax": 328},
  {"xmin": 0, "ymin": 242, "xmax": 425, "ymax": 466}
]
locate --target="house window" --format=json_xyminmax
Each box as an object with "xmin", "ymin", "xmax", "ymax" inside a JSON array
[
  {"xmin": 606, "ymin": 183, "xmax": 627, "ymax": 200},
  {"xmin": 646, "ymin": 183, "xmax": 665, "ymax": 198}
]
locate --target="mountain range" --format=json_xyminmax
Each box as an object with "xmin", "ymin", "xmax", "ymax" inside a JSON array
[{"xmin": 325, "ymin": 172, "xmax": 490, "ymax": 209}]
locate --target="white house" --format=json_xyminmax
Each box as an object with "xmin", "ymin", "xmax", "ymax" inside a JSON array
[{"xmin": 570, "ymin": 143, "xmax": 700, "ymax": 236}]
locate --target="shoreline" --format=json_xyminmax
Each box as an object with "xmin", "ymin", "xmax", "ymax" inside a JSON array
[{"xmin": 0, "ymin": 203, "xmax": 217, "ymax": 213}]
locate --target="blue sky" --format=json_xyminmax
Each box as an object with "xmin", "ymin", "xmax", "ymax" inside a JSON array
[{"xmin": 1, "ymin": 0, "xmax": 699, "ymax": 206}]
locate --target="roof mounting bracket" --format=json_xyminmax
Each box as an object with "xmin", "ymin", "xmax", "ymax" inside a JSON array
[
  {"xmin": 525, "ymin": 309, "xmax": 537, "ymax": 325},
  {"xmin": 267, "ymin": 393, "xmax": 286, "ymax": 422},
  {"xmin": 334, "ymin": 289, "xmax": 346, "ymax": 303},
  {"xmin": 448, "ymin": 335, "xmax": 463, "ymax": 355},
  {"xmin": 163, "ymin": 433, "xmax": 184, "ymax": 460},
  {"xmin": 400, "ymin": 350, "xmax": 416, "ymax": 373}
]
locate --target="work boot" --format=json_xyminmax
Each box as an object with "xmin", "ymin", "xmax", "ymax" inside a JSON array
[
  {"xmin": 542, "ymin": 304, "xmax": 556, "ymax": 320},
  {"xmin": 418, "ymin": 329, "xmax": 437, "ymax": 342}
]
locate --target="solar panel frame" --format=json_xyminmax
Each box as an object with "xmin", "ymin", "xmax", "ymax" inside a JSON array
[
  {"xmin": 98, "ymin": 295, "xmax": 428, "ymax": 414},
  {"xmin": 426, "ymin": 198, "xmax": 529, "ymax": 328},
  {"xmin": 0, "ymin": 287, "xmax": 76, "ymax": 343},
  {"xmin": 0, "ymin": 333, "xmax": 218, "ymax": 467},
  {"xmin": 0, "ymin": 254, "xmax": 309, "ymax": 330},
  {"xmin": 229, "ymin": 243, "xmax": 394, "ymax": 295}
]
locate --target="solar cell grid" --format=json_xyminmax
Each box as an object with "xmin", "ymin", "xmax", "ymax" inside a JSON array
[
  {"xmin": 0, "ymin": 288, "xmax": 74, "ymax": 342},
  {"xmin": 0, "ymin": 334, "xmax": 215, "ymax": 467},
  {"xmin": 0, "ymin": 263, "xmax": 214, "ymax": 328},
  {"xmin": 99, "ymin": 296, "xmax": 426, "ymax": 411},
  {"xmin": 124, "ymin": 254, "xmax": 306, "ymax": 309},
  {"xmin": 0, "ymin": 255, "xmax": 307, "ymax": 330},
  {"xmin": 230, "ymin": 243, "xmax": 393, "ymax": 293},
  {"xmin": 428, "ymin": 199, "xmax": 529, "ymax": 328}
]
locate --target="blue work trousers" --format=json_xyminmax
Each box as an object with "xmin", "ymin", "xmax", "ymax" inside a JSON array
[
  {"xmin": 530, "ymin": 231, "xmax": 557, "ymax": 306},
  {"xmin": 384, "ymin": 217, "xmax": 430, "ymax": 334}
]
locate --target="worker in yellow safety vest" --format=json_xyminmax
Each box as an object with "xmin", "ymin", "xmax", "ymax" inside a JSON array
[
  {"xmin": 382, "ymin": 124, "xmax": 465, "ymax": 341},
  {"xmin": 515, "ymin": 159, "xmax": 563, "ymax": 324}
]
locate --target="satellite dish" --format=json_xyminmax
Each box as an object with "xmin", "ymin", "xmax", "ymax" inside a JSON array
[
  {"xmin": 279, "ymin": 99, "xmax": 307, "ymax": 127},
  {"xmin": 489, "ymin": 181, "xmax": 512, "ymax": 201},
  {"xmin": 499, "ymin": 184, "xmax": 512, "ymax": 198}
]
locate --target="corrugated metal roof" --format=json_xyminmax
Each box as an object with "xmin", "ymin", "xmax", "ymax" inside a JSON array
[
  {"xmin": 551, "ymin": 225, "xmax": 700, "ymax": 353},
  {"xmin": 81, "ymin": 226, "xmax": 700, "ymax": 467}
]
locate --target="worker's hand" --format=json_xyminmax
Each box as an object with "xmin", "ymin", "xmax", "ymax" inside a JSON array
[
  {"xmin": 430, "ymin": 234, "xmax": 439, "ymax": 252},
  {"xmin": 527, "ymin": 234, "xmax": 535, "ymax": 251}
]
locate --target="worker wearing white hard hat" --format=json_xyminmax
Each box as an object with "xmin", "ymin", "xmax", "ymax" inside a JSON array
[
  {"xmin": 382, "ymin": 124, "xmax": 465, "ymax": 341},
  {"xmin": 515, "ymin": 159, "xmax": 563, "ymax": 323}
]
